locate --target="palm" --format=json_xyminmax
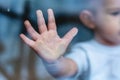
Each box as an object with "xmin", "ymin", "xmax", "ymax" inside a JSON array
[{"xmin": 20, "ymin": 9, "xmax": 78, "ymax": 63}]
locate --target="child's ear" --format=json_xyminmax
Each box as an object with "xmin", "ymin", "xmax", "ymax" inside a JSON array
[{"xmin": 79, "ymin": 10, "xmax": 95, "ymax": 29}]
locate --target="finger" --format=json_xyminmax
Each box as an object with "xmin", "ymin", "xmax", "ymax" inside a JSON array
[
  {"xmin": 48, "ymin": 9, "xmax": 57, "ymax": 30},
  {"xmin": 20, "ymin": 34, "xmax": 35, "ymax": 47},
  {"xmin": 36, "ymin": 10, "xmax": 47, "ymax": 33},
  {"xmin": 63, "ymin": 27, "xmax": 78, "ymax": 46},
  {"xmin": 24, "ymin": 20, "xmax": 39, "ymax": 40}
]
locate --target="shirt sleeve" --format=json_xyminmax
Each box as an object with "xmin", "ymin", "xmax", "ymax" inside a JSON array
[{"xmin": 65, "ymin": 44, "xmax": 89, "ymax": 79}]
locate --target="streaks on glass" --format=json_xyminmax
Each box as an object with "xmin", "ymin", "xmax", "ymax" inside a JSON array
[
  {"xmin": 0, "ymin": 7, "xmax": 10, "ymax": 13},
  {"xmin": 7, "ymin": 8, "xmax": 10, "ymax": 12}
]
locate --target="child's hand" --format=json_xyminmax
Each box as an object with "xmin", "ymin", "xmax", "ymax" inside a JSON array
[{"xmin": 20, "ymin": 9, "xmax": 78, "ymax": 63}]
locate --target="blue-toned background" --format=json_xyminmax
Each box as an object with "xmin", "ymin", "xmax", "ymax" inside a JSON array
[{"xmin": 0, "ymin": 0, "xmax": 93, "ymax": 80}]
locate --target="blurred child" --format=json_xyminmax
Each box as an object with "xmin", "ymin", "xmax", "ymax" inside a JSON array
[{"xmin": 20, "ymin": 0, "xmax": 120, "ymax": 80}]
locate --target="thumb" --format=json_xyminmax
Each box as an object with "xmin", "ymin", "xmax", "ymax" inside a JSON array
[{"xmin": 63, "ymin": 27, "xmax": 78, "ymax": 46}]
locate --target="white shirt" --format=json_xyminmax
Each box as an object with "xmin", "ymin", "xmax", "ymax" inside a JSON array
[{"xmin": 65, "ymin": 39, "xmax": 120, "ymax": 80}]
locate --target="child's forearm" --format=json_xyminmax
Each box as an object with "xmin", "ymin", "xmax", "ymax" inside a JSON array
[{"xmin": 44, "ymin": 57, "xmax": 77, "ymax": 79}]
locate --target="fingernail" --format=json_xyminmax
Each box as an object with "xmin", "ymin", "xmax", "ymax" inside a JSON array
[
  {"xmin": 48, "ymin": 8, "xmax": 53, "ymax": 13},
  {"xmin": 36, "ymin": 10, "xmax": 42, "ymax": 14}
]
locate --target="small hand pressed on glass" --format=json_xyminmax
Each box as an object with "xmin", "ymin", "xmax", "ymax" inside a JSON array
[{"xmin": 20, "ymin": 9, "xmax": 78, "ymax": 63}]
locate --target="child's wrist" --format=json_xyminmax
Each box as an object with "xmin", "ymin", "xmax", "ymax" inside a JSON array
[{"xmin": 43, "ymin": 56, "xmax": 64, "ymax": 66}]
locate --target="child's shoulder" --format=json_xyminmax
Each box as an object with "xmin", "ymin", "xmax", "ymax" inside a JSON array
[
  {"xmin": 73, "ymin": 39, "xmax": 94, "ymax": 49},
  {"xmin": 71, "ymin": 39, "xmax": 100, "ymax": 54}
]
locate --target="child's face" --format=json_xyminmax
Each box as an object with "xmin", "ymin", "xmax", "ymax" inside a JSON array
[{"xmin": 93, "ymin": 0, "xmax": 120, "ymax": 45}]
